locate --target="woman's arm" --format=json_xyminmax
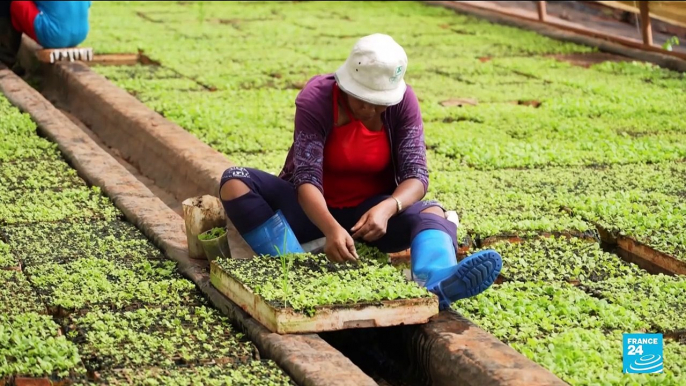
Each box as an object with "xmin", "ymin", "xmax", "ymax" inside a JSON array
[
  {"xmin": 389, "ymin": 177, "xmax": 425, "ymax": 212},
  {"xmin": 298, "ymin": 184, "xmax": 358, "ymax": 263},
  {"xmin": 289, "ymin": 78, "xmax": 358, "ymax": 263},
  {"xmin": 393, "ymin": 86, "xmax": 430, "ymax": 195},
  {"xmin": 350, "ymin": 178, "xmax": 424, "ymax": 241}
]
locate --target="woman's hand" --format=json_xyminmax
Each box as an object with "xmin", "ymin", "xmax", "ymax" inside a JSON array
[
  {"xmin": 296, "ymin": 184, "xmax": 358, "ymax": 264},
  {"xmin": 324, "ymin": 225, "xmax": 359, "ymax": 263},
  {"xmin": 351, "ymin": 198, "xmax": 397, "ymax": 242}
]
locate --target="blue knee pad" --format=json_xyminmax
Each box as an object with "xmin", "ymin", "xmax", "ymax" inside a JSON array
[
  {"xmin": 241, "ymin": 210, "xmax": 305, "ymax": 257},
  {"xmin": 411, "ymin": 229, "xmax": 502, "ymax": 310}
]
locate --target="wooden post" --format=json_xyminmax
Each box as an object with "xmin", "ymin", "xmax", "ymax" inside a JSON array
[
  {"xmin": 638, "ymin": 1, "xmax": 653, "ymax": 46},
  {"xmin": 537, "ymin": 1, "xmax": 547, "ymax": 22}
]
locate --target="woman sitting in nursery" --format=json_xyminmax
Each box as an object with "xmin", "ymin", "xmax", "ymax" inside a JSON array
[
  {"xmin": 9, "ymin": 1, "xmax": 91, "ymax": 49},
  {"xmin": 219, "ymin": 33, "xmax": 502, "ymax": 309}
]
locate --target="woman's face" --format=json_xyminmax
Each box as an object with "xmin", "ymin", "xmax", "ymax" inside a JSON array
[{"xmin": 344, "ymin": 93, "xmax": 388, "ymax": 121}]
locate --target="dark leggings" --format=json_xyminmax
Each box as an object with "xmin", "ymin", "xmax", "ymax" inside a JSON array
[
  {"xmin": 219, "ymin": 166, "xmax": 458, "ymax": 254},
  {"xmin": 0, "ymin": 2, "xmax": 11, "ymax": 18}
]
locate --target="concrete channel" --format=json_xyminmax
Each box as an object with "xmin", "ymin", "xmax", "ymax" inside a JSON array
[{"xmin": 1, "ymin": 36, "xmax": 569, "ymax": 386}]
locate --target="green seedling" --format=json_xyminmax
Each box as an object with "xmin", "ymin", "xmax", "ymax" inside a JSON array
[
  {"xmin": 199, "ymin": 226, "xmax": 226, "ymax": 241},
  {"xmin": 662, "ymin": 36, "xmax": 680, "ymax": 51},
  {"xmin": 274, "ymin": 226, "xmax": 295, "ymax": 308},
  {"xmin": 216, "ymin": 244, "xmax": 431, "ymax": 315}
]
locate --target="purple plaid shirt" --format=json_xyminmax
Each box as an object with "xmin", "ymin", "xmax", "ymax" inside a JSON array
[{"xmin": 279, "ymin": 74, "xmax": 430, "ymax": 195}]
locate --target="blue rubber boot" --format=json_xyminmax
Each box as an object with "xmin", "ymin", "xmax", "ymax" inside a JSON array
[
  {"xmin": 411, "ymin": 230, "xmax": 502, "ymax": 310},
  {"xmin": 241, "ymin": 210, "xmax": 305, "ymax": 257}
]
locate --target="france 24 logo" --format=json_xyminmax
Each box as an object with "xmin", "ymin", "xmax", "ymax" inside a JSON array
[{"xmin": 623, "ymin": 333, "xmax": 663, "ymax": 374}]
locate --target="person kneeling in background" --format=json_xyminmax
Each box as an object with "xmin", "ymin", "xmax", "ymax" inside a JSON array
[
  {"xmin": 0, "ymin": 1, "xmax": 90, "ymax": 71},
  {"xmin": 11, "ymin": 1, "xmax": 91, "ymax": 48}
]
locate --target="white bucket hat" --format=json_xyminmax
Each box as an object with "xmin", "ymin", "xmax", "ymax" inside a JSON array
[{"xmin": 334, "ymin": 33, "xmax": 408, "ymax": 106}]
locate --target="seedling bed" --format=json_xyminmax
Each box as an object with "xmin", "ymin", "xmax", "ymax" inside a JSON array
[
  {"xmin": 616, "ymin": 235, "xmax": 686, "ymax": 276},
  {"xmin": 0, "ymin": 140, "xmax": 61, "ymax": 164},
  {"xmin": 0, "ymin": 270, "xmax": 46, "ymax": 316},
  {"xmin": 578, "ymin": 218, "xmax": 686, "ymax": 276},
  {"xmin": 0, "ymin": 187, "xmax": 119, "ymax": 226},
  {"xmin": 210, "ymin": 251, "xmax": 438, "ymax": 334},
  {"xmin": 0, "ymin": 159, "xmax": 86, "ymax": 192},
  {"xmin": 70, "ymin": 360, "xmax": 294, "ymax": 386},
  {"xmin": 64, "ymin": 304, "xmax": 257, "ymax": 372},
  {"xmin": 479, "ymin": 230, "xmax": 599, "ymax": 248},
  {"xmin": 0, "ymin": 312, "xmax": 83, "ymax": 382},
  {"xmin": 453, "ymin": 281, "xmax": 650, "ymax": 344},
  {"xmin": 453, "ymin": 281, "xmax": 686, "ymax": 384},
  {"xmin": 2, "ymin": 219, "xmax": 164, "ymax": 267},
  {"xmin": 24, "ymin": 257, "xmax": 201, "ymax": 317},
  {"xmin": 0, "ymin": 240, "xmax": 18, "ymax": 270},
  {"xmin": 467, "ymin": 235, "xmax": 645, "ymax": 284},
  {"xmin": 581, "ymin": 274, "xmax": 686, "ymax": 334}
]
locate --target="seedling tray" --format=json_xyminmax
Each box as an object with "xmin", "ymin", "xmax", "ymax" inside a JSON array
[
  {"xmin": 209, "ymin": 260, "xmax": 439, "ymax": 334},
  {"xmin": 616, "ymin": 235, "xmax": 686, "ymax": 276},
  {"xmin": 591, "ymin": 222, "xmax": 686, "ymax": 276}
]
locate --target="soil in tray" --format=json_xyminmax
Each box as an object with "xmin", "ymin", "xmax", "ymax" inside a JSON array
[
  {"xmin": 0, "ymin": 270, "xmax": 46, "ymax": 316},
  {"xmin": 2, "ymin": 219, "xmax": 164, "ymax": 267},
  {"xmin": 214, "ymin": 243, "xmax": 432, "ymax": 316},
  {"xmin": 65, "ymin": 305, "xmax": 257, "ymax": 372},
  {"xmin": 70, "ymin": 360, "xmax": 294, "ymax": 385}
]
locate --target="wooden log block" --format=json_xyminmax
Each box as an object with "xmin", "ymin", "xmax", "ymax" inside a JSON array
[{"xmin": 182, "ymin": 195, "xmax": 227, "ymax": 260}]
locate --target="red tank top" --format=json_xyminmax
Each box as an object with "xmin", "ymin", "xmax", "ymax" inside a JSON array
[{"xmin": 322, "ymin": 84, "xmax": 395, "ymax": 209}]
